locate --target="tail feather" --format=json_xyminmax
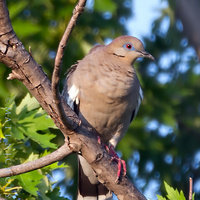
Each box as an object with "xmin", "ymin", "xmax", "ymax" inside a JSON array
[{"xmin": 77, "ymin": 155, "xmax": 113, "ymax": 200}]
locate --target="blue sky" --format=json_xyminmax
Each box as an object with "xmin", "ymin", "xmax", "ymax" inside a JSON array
[{"xmin": 127, "ymin": 0, "xmax": 166, "ymax": 39}]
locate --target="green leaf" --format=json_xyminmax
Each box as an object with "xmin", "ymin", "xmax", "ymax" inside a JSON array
[
  {"xmin": 0, "ymin": 120, "xmax": 5, "ymax": 139},
  {"xmin": 158, "ymin": 182, "xmax": 194, "ymax": 200},
  {"xmin": 192, "ymin": 193, "xmax": 195, "ymax": 200},
  {"xmin": 41, "ymin": 150, "xmax": 69, "ymax": 171},
  {"xmin": 17, "ymin": 170, "xmax": 44, "ymax": 196},
  {"xmin": 45, "ymin": 161, "xmax": 69, "ymax": 171},
  {"xmin": 157, "ymin": 195, "xmax": 167, "ymax": 200},
  {"xmin": 24, "ymin": 152, "xmax": 39, "ymax": 162},
  {"xmin": 37, "ymin": 176, "xmax": 51, "ymax": 200},
  {"xmin": 11, "ymin": 125, "xmax": 25, "ymax": 140},
  {"xmin": 17, "ymin": 122, "xmax": 57, "ymax": 149},
  {"xmin": 10, "ymin": 93, "xmax": 57, "ymax": 148},
  {"xmin": 15, "ymin": 93, "xmax": 40, "ymax": 117},
  {"xmin": 17, "ymin": 112, "xmax": 57, "ymax": 148},
  {"xmin": 46, "ymin": 187, "xmax": 68, "ymax": 200},
  {"xmin": 164, "ymin": 181, "xmax": 186, "ymax": 200}
]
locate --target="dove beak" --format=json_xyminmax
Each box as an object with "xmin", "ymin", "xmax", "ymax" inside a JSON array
[{"xmin": 138, "ymin": 50, "xmax": 155, "ymax": 61}]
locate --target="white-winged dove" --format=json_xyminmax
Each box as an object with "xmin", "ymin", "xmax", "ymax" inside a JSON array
[{"xmin": 62, "ymin": 35, "xmax": 154, "ymax": 200}]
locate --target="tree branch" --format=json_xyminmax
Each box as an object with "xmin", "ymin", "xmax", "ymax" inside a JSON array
[
  {"xmin": 0, "ymin": 0, "xmax": 147, "ymax": 199},
  {"xmin": 176, "ymin": 0, "xmax": 200, "ymax": 60},
  {"xmin": 0, "ymin": 143, "xmax": 74, "ymax": 178},
  {"xmin": 51, "ymin": 0, "xmax": 86, "ymax": 130},
  {"xmin": 188, "ymin": 177, "xmax": 193, "ymax": 200}
]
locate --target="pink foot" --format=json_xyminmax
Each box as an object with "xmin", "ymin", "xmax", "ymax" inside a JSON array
[
  {"xmin": 108, "ymin": 145, "xmax": 127, "ymax": 182},
  {"xmin": 97, "ymin": 137, "xmax": 127, "ymax": 182}
]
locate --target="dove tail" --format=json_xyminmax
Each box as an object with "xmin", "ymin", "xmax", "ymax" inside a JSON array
[{"xmin": 77, "ymin": 155, "xmax": 113, "ymax": 200}]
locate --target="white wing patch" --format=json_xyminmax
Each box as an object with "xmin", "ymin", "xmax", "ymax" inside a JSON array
[
  {"xmin": 134, "ymin": 86, "xmax": 143, "ymax": 119},
  {"xmin": 67, "ymin": 84, "xmax": 79, "ymax": 110}
]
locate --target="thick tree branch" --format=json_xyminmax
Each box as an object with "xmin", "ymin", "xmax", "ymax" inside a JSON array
[
  {"xmin": 176, "ymin": 0, "xmax": 200, "ymax": 60},
  {"xmin": 0, "ymin": 0, "xmax": 147, "ymax": 199},
  {"xmin": 51, "ymin": 0, "xmax": 85, "ymax": 130},
  {"xmin": 0, "ymin": 143, "xmax": 74, "ymax": 178}
]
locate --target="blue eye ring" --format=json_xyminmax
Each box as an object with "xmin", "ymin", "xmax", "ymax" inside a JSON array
[{"xmin": 123, "ymin": 43, "xmax": 135, "ymax": 51}]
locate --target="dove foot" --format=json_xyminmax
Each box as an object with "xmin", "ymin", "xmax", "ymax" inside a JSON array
[{"xmin": 97, "ymin": 136, "xmax": 127, "ymax": 182}]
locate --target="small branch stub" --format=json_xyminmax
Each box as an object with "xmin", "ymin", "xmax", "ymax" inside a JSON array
[{"xmin": 189, "ymin": 177, "xmax": 193, "ymax": 200}]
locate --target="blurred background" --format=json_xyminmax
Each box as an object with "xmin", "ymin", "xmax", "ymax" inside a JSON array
[{"xmin": 0, "ymin": 0, "xmax": 200, "ymax": 199}]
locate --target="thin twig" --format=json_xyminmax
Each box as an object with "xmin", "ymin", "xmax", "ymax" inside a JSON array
[
  {"xmin": 51, "ymin": 0, "xmax": 86, "ymax": 130},
  {"xmin": 189, "ymin": 177, "xmax": 193, "ymax": 200},
  {"xmin": 0, "ymin": 143, "xmax": 74, "ymax": 178}
]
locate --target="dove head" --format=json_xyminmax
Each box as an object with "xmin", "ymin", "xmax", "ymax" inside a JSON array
[{"xmin": 105, "ymin": 35, "xmax": 154, "ymax": 65}]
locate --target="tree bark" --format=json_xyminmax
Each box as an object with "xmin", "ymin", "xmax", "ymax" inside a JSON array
[
  {"xmin": 176, "ymin": 0, "xmax": 200, "ymax": 59},
  {"xmin": 0, "ymin": 143, "xmax": 73, "ymax": 178}
]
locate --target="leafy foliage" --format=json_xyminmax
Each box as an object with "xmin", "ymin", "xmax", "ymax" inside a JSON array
[
  {"xmin": 0, "ymin": 94, "xmax": 68, "ymax": 199},
  {"xmin": 157, "ymin": 182, "xmax": 195, "ymax": 200},
  {"xmin": 9, "ymin": 93, "xmax": 57, "ymax": 148}
]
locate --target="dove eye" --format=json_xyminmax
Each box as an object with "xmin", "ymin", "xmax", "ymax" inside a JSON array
[
  {"xmin": 126, "ymin": 44, "xmax": 132, "ymax": 49},
  {"xmin": 123, "ymin": 43, "xmax": 134, "ymax": 50}
]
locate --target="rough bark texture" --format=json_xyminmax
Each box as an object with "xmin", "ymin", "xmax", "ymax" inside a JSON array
[
  {"xmin": 0, "ymin": 0, "xmax": 147, "ymax": 199},
  {"xmin": 176, "ymin": 0, "xmax": 200, "ymax": 59}
]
